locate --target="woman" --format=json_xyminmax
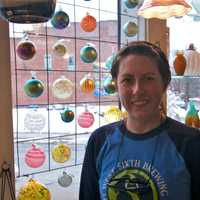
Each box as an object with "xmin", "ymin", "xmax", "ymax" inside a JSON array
[{"xmin": 79, "ymin": 41, "xmax": 200, "ymax": 200}]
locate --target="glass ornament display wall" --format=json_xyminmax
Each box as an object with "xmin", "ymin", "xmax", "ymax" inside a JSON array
[{"xmin": 9, "ymin": 0, "xmax": 144, "ymax": 199}]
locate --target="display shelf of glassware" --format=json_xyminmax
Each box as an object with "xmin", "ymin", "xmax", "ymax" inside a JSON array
[{"xmin": 167, "ymin": 75, "xmax": 200, "ymax": 127}]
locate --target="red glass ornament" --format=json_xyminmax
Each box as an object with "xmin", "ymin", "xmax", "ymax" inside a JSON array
[
  {"xmin": 78, "ymin": 111, "xmax": 95, "ymax": 128},
  {"xmin": 80, "ymin": 13, "xmax": 96, "ymax": 32},
  {"xmin": 25, "ymin": 144, "xmax": 45, "ymax": 168}
]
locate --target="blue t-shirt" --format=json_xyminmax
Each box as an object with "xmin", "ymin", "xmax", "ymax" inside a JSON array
[{"xmin": 79, "ymin": 117, "xmax": 200, "ymax": 200}]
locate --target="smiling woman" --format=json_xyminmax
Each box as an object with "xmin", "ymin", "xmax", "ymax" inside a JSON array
[{"xmin": 80, "ymin": 41, "xmax": 200, "ymax": 200}]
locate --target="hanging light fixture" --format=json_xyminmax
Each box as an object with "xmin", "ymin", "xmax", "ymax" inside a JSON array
[{"xmin": 138, "ymin": 0, "xmax": 192, "ymax": 19}]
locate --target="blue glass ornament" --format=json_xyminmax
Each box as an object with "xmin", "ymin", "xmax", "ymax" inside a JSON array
[
  {"xmin": 103, "ymin": 76, "xmax": 116, "ymax": 94},
  {"xmin": 105, "ymin": 54, "xmax": 116, "ymax": 70},
  {"xmin": 60, "ymin": 108, "xmax": 74, "ymax": 123},
  {"xmin": 124, "ymin": 0, "xmax": 139, "ymax": 9},
  {"xmin": 24, "ymin": 77, "xmax": 44, "ymax": 98},
  {"xmin": 80, "ymin": 44, "xmax": 97, "ymax": 63},
  {"xmin": 123, "ymin": 21, "xmax": 138, "ymax": 37},
  {"xmin": 51, "ymin": 11, "xmax": 69, "ymax": 29}
]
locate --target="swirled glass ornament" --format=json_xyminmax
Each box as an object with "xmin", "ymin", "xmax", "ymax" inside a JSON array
[
  {"xmin": 80, "ymin": 13, "xmax": 97, "ymax": 32},
  {"xmin": 25, "ymin": 144, "xmax": 46, "ymax": 168},
  {"xmin": 80, "ymin": 44, "xmax": 97, "ymax": 63},
  {"xmin": 52, "ymin": 39, "xmax": 69, "ymax": 58},
  {"xmin": 123, "ymin": 21, "xmax": 138, "ymax": 37},
  {"xmin": 104, "ymin": 106, "xmax": 122, "ymax": 123},
  {"xmin": 52, "ymin": 76, "xmax": 74, "ymax": 100},
  {"xmin": 51, "ymin": 10, "xmax": 69, "ymax": 29},
  {"xmin": 60, "ymin": 108, "xmax": 74, "ymax": 123},
  {"xmin": 17, "ymin": 179, "xmax": 51, "ymax": 200},
  {"xmin": 80, "ymin": 76, "xmax": 95, "ymax": 93},
  {"xmin": 51, "ymin": 143, "xmax": 71, "ymax": 163},
  {"xmin": 58, "ymin": 172, "xmax": 73, "ymax": 187},
  {"xmin": 78, "ymin": 111, "xmax": 95, "ymax": 128},
  {"xmin": 105, "ymin": 54, "xmax": 116, "ymax": 70},
  {"xmin": 17, "ymin": 39, "xmax": 36, "ymax": 60},
  {"xmin": 24, "ymin": 109, "xmax": 46, "ymax": 132},
  {"xmin": 24, "ymin": 77, "xmax": 44, "ymax": 98},
  {"xmin": 124, "ymin": 0, "xmax": 139, "ymax": 9}
]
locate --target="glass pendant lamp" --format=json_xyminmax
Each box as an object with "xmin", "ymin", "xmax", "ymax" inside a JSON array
[{"xmin": 138, "ymin": 0, "xmax": 192, "ymax": 19}]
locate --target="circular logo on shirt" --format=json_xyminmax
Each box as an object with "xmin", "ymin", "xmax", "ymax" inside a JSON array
[{"xmin": 107, "ymin": 168, "xmax": 159, "ymax": 200}]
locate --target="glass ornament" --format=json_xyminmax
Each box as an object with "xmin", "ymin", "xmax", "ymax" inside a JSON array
[
  {"xmin": 52, "ymin": 76, "xmax": 74, "ymax": 100},
  {"xmin": 105, "ymin": 54, "xmax": 116, "ymax": 70},
  {"xmin": 51, "ymin": 10, "xmax": 70, "ymax": 29},
  {"xmin": 51, "ymin": 143, "xmax": 71, "ymax": 163},
  {"xmin": 60, "ymin": 108, "xmax": 74, "ymax": 123},
  {"xmin": 80, "ymin": 13, "xmax": 97, "ymax": 32},
  {"xmin": 17, "ymin": 39, "xmax": 36, "ymax": 60},
  {"xmin": 124, "ymin": 0, "xmax": 139, "ymax": 9},
  {"xmin": 173, "ymin": 51, "xmax": 186, "ymax": 76},
  {"xmin": 52, "ymin": 39, "xmax": 69, "ymax": 58},
  {"xmin": 24, "ymin": 77, "xmax": 44, "ymax": 98},
  {"xmin": 104, "ymin": 106, "xmax": 123, "ymax": 123},
  {"xmin": 24, "ymin": 109, "xmax": 46, "ymax": 132},
  {"xmin": 25, "ymin": 144, "xmax": 45, "ymax": 168},
  {"xmin": 17, "ymin": 179, "xmax": 51, "ymax": 200},
  {"xmin": 123, "ymin": 21, "xmax": 138, "ymax": 37},
  {"xmin": 78, "ymin": 111, "xmax": 95, "ymax": 128},
  {"xmin": 80, "ymin": 44, "xmax": 97, "ymax": 63},
  {"xmin": 57, "ymin": 171, "xmax": 73, "ymax": 187},
  {"xmin": 80, "ymin": 75, "xmax": 95, "ymax": 93},
  {"xmin": 103, "ymin": 76, "xmax": 116, "ymax": 94},
  {"xmin": 185, "ymin": 101, "xmax": 200, "ymax": 128}
]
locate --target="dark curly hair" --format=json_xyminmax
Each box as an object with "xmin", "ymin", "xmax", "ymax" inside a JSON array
[{"xmin": 111, "ymin": 41, "xmax": 171, "ymax": 89}]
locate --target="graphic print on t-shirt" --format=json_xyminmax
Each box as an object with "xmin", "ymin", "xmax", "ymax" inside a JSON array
[{"xmin": 107, "ymin": 167, "xmax": 159, "ymax": 200}]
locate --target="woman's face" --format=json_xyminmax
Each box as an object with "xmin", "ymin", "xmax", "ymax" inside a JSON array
[{"xmin": 116, "ymin": 54, "xmax": 165, "ymax": 121}]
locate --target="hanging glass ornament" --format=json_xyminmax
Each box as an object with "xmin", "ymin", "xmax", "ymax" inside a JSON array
[
  {"xmin": 78, "ymin": 111, "xmax": 95, "ymax": 128},
  {"xmin": 123, "ymin": 21, "xmax": 138, "ymax": 37},
  {"xmin": 185, "ymin": 101, "xmax": 200, "ymax": 128},
  {"xmin": 24, "ymin": 109, "xmax": 46, "ymax": 132},
  {"xmin": 17, "ymin": 179, "xmax": 51, "ymax": 200},
  {"xmin": 124, "ymin": 0, "xmax": 139, "ymax": 9},
  {"xmin": 17, "ymin": 38, "xmax": 36, "ymax": 60},
  {"xmin": 105, "ymin": 53, "xmax": 116, "ymax": 70},
  {"xmin": 60, "ymin": 108, "xmax": 74, "ymax": 123},
  {"xmin": 51, "ymin": 143, "xmax": 71, "ymax": 163},
  {"xmin": 25, "ymin": 144, "xmax": 45, "ymax": 168},
  {"xmin": 80, "ymin": 44, "xmax": 97, "ymax": 63},
  {"xmin": 80, "ymin": 74, "xmax": 95, "ymax": 93},
  {"xmin": 51, "ymin": 10, "xmax": 70, "ymax": 29},
  {"xmin": 58, "ymin": 171, "xmax": 73, "ymax": 187},
  {"xmin": 80, "ymin": 13, "xmax": 97, "ymax": 32},
  {"xmin": 52, "ymin": 76, "xmax": 74, "ymax": 100},
  {"xmin": 103, "ymin": 76, "xmax": 116, "ymax": 94},
  {"xmin": 52, "ymin": 39, "xmax": 69, "ymax": 59},
  {"xmin": 24, "ymin": 76, "xmax": 44, "ymax": 98},
  {"xmin": 104, "ymin": 106, "xmax": 123, "ymax": 123}
]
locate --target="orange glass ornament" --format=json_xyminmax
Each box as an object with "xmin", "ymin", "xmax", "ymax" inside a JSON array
[
  {"xmin": 80, "ymin": 13, "xmax": 97, "ymax": 32},
  {"xmin": 173, "ymin": 51, "xmax": 186, "ymax": 76},
  {"xmin": 80, "ymin": 76, "xmax": 95, "ymax": 93}
]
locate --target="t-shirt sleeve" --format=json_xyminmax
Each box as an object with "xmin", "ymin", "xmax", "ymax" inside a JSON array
[{"xmin": 79, "ymin": 132, "xmax": 101, "ymax": 200}]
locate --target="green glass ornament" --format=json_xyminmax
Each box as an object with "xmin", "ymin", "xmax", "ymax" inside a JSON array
[
  {"xmin": 51, "ymin": 10, "xmax": 70, "ymax": 29},
  {"xmin": 80, "ymin": 44, "xmax": 97, "ymax": 63},
  {"xmin": 123, "ymin": 21, "xmax": 138, "ymax": 37},
  {"xmin": 60, "ymin": 108, "xmax": 74, "ymax": 123},
  {"xmin": 124, "ymin": 0, "xmax": 139, "ymax": 9},
  {"xmin": 103, "ymin": 76, "xmax": 116, "ymax": 94},
  {"xmin": 24, "ymin": 77, "xmax": 44, "ymax": 98},
  {"xmin": 105, "ymin": 54, "xmax": 116, "ymax": 70}
]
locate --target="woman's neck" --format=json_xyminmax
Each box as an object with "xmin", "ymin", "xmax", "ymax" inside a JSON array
[{"xmin": 126, "ymin": 113, "xmax": 164, "ymax": 134}]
